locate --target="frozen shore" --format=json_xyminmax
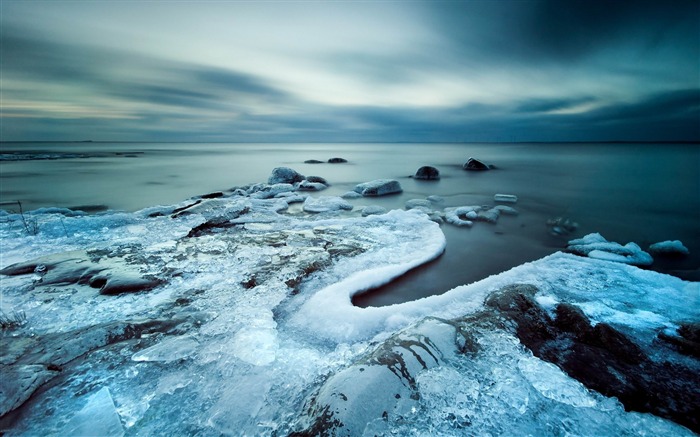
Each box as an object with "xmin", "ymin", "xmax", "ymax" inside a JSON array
[{"xmin": 0, "ymin": 173, "xmax": 698, "ymax": 436}]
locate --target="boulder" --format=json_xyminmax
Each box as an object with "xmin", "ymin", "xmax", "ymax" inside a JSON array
[
  {"xmin": 361, "ymin": 206, "xmax": 387, "ymax": 217},
  {"xmin": 648, "ymin": 240, "xmax": 689, "ymax": 257},
  {"xmin": 341, "ymin": 191, "xmax": 363, "ymax": 199},
  {"xmin": 405, "ymin": 199, "xmax": 432, "ymax": 210},
  {"xmin": 305, "ymin": 176, "xmax": 328, "ymax": 185},
  {"xmin": 413, "ymin": 166, "xmax": 440, "ymax": 180},
  {"xmin": 462, "ymin": 157, "xmax": 491, "ymax": 171},
  {"xmin": 304, "ymin": 159, "xmax": 323, "ymax": 164},
  {"xmin": 268, "ymin": 167, "xmax": 305, "ymax": 185},
  {"xmin": 354, "ymin": 179, "xmax": 403, "ymax": 197},
  {"xmin": 328, "ymin": 157, "xmax": 348, "ymax": 163},
  {"xmin": 296, "ymin": 181, "xmax": 327, "ymax": 192}
]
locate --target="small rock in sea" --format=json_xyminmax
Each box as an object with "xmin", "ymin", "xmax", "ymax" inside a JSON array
[
  {"xmin": 296, "ymin": 181, "xmax": 327, "ymax": 192},
  {"xmin": 305, "ymin": 175, "xmax": 328, "ymax": 185},
  {"xmin": 341, "ymin": 191, "xmax": 363, "ymax": 199},
  {"xmin": 463, "ymin": 157, "xmax": 491, "ymax": 171},
  {"xmin": 405, "ymin": 199, "xmax": 432, "ymax": 210},
  {"xmin": 328, "ymin": 157, "xmax": 348, "ymax": 163},
  {"xmin": 547, "ymin": 217, "xmax": 578, "ymax": 236},
  {"xmin": 354, "ymin": 179, "xmax": 403, "ymax": 197},
  {"xmin": 476, "ymin": 207, "xmax": 500, "ymax": 224},
  {"xmin": 361, "ymin": 206, "xmax": 387, "ymax": 217},
  {"xmin": 268, "ymin": 167, "xmax": 305, "ymax": 185},
  {"xmin": 648, "ymin": 240, "xmax": 689, "ymax": 257},
  {"xmin": 494, "ymin": 194, "xmax": 517, "ymax": 203},
  {"xmin": 494, "ymin": 205, "xmax": 518, "ymax": 215},
  {"xmin": 304, "ymin": 159, "xmax": 323, "ymax": 164},
  {"xmin": 413, "ymin": 166, "xmax": 440, "ymax": 180},
  {"xmin": 200, "ymin": 192, "xmax": 224, "ymax": 199},
  {"xmin": 427, "ymin": 195, "xmax": 444, "ymax": 204},
  {"xmin": 302, "ymin": 196, "xmax": 353, "ymax": 213}
]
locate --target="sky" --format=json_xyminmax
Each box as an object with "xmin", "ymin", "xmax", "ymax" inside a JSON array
[{"xmin": 1, "ymin": 0, "xmax": 698, "ymax": 142}]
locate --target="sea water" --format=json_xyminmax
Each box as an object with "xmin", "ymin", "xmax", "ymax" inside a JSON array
[{"xmin": 1, "ymin": 142, "xmax": 698, "ymax": 305}]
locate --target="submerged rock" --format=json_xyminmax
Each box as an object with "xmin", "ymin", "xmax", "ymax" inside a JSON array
[
  {"xmin": 354, "ymin": 179, "xmax": 403, "ymax": 197},
  {"xmin": 302, "ymin": 196, "xmax": 353, "ymax": 213},
  {"xmin": 413, "ymin": 166, "xmax": 440, "ymax": 180},
  {"xmin": 268, "ymin": 167, "xmax": 305, "ymax": 185},
  {"xmin": 462, "ymin": 157, "xmax": 491, "ymax": 171},
  {"xmin": 296, "ymin": 181, "xmax": 327, "ymax": 192}
]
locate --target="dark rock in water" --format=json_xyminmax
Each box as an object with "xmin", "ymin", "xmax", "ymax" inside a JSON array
[
  {"xmin": 68, "ymin": 204, "xmax": 109, "ymax": 213},
  {"xmin": 354, "ymin": 179, "xmax": 403, "ymax": 197},
  {"xmin": 658, "ymin": 322, "xmax": 700, "ymax": 358},
  {"xmin": 413, "ymin": 166, "xmax": 440, "ymax": 180},
  {"xmin": 296, "ymin": 181, "xmax": 327, "ymax": 192},
  {"xmin": 200, "ymin": 192, "xmax": 224, "ymax": 199},
  {"xmin": 268, "ymin": 167, "xmax": 305, "ymax": 185},
  {"xmin": 328, "ymin": 157, "xmax": 347, "ymax": 163},
  {"xmin": 304, "ymin": 159, "xmax": 323, "ymax": 164},
  {"xmin": 462, "ymin": 157, "xmax": 490, "ymax": 171},
  {"xmin": 305, "ymin": 176, "xmax": 328, "ymax": 185}
]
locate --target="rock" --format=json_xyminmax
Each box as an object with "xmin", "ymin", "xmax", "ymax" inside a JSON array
[
  {"xmin": 251, "ymin": 183, "xmax": 295, "ymax": 199},
  {"xmin": 296, "ymin": 181, "xmax": 327, "ymax": 192},
  {"xmin": 200, "ymin": 192, "xmax": 224, "ymax": 199},
  {"xmin": 463, "ymin": 157, "xmax": 490, "ymax": 171},
  {"xmin": 305, "ymin": 176, "xmax": 328, "ymax": 185},
  {"xmin": 354, "ymin": 179, "xmax": 403, "ymax": 197},
  {"xmin": 341, "ymin": 191, "xmax": 363, "ymax": 199},
  {"xmin": 547, "ymin": 216, "xmax": 579, "ymax": 236},
  {"xmin": 567, "ymin": 233, "xmax": 653, "ymax": 266},
  {"xmin": 304, "ymin": 159, "xmax": 323, "ymax": 164},
  {"xmin": 444, "ymin": 206, "xmax": 478, "ymax": 227},
  {"xmin": 413, "ymin": 166, "xmax": 440, "ymax": 180},
  {"xmin": 361, "ymin": 206, "xmax": 387, "ymax": 217},
  {"xmin": 405, "ymin": 199, "xmax": 432, "ymax": 210},
  {"xmin": 476, "ymin": 207, "xmax": 500, "ymax": 224},
  {"xmin": 0, "ymin": 365, "xmax": 55, "ymax": 416},
  {"xmin": 494, "ymin": 193, "xmax": 517, "ymax": 203},
  {"xmin": 494, "ymin": 205, "xmax": 518, "ymax": 215},
  {"xmin": 328, "ymin": 157, "xmax": 347, "ymax": 163},
  {"xmin": 302, "ymin": 196, "xmax": 353, "ymax": 213},
  {"xmin": 268, "ymin": 167, "xmax": 305, "ymax": 185},
  {"xmin": 294, "ymin": 318, "xmax": 468, "ymax": 436},
  {"xmin": 426, "ymin": 195, "xmax": 444, "ymax": 204},
  {"xmin": 648, "ymin": 240, "xmax": 689, "ymax": 257}
]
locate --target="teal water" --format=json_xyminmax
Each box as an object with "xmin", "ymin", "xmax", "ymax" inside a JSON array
[{"xmin": 1, "ymin": 142, "xmax": 698, "ymax": 304}]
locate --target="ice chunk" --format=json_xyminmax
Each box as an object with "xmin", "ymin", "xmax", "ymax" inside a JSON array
[
  {"xmin": 444, "ymin": 206, "xmax": 479, "ymax": 227},
  {"xmin": 495, "ymin": 205, "xmax": 518, "ymax": 215},
  {"xmin": 61, "ymin": 387, "xmax": 124, "ymax": 437},
  {"xmin": 518, "ymin": 356, "xmax": 598, "ymax": 408},
  {"xmin": 405, "ymin": 199, "xmax": 432, "ymax": 210},
  {"xmin": 567, "ymin": 233, "xmax": 653, "ymax": 266},
  {"xmin": 362, "ymin": 205, "xmax": 387, "ymax": 216},
  {"xmin": 230, "ymin": 326, "xmax": 278, "ymax": 366},
  {"xmin": 302, "ymin": 196, "xmax": 353, "ymax": 213},
  {"xmin": 649, "ymin": 240, "xmax": 689, "ymax": 256},
  {"xmin": 132, "ymin": 335, "xmax": 199, "ymax": 362},
  {"xmin": 354, "ymin": 179, "xmax": 403, "ymax": 196},
  {"xmin": 494, "ymin": 193, "xmax": 518, "ymax": 203}
]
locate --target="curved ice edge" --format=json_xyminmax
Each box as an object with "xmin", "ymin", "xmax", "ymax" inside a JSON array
[{"xmin": 291, "ymin": 249, "xmax": 697, "ymax": 344}]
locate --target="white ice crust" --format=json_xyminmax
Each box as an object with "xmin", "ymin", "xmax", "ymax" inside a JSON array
[{"xmin": 0, "ymin": 196, "xmax": 697, "ymax": 436}]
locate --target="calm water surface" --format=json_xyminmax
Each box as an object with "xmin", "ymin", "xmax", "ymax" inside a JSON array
[{"xmin": 1, "ymin": 142, "xmax": 698, "ymax": 305}]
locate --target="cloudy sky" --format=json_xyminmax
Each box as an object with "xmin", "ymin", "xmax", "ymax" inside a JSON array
[{"xmin": 1, "ymin": 0, "xmax": 698, "ymax": 142}]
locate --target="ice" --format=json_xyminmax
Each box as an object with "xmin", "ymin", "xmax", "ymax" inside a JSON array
[
  {"xmin": 649, "ymin": 240, "xmax": 690, "ymax": 256},
  {"xmin": 494, "ymin": 193, "xmax": 518, "ymax": 203},
  {"xmin": 361, "ymin": 205, "xmax": 387, "ymax": 216},
  {"xmin": 60, "ymin": 387, "xmax": 124, "ymax": 437},
  {"xmin": 567, "ymin": 233, "xmax": 654, "ymax": 266},
  {"xmin": 444, "ymin": 206, "xmax": 477, "ymax": 227},
  {"xmin": 2, "ymin": 186, "xmax": 698, "ymax": 436},
  {"xmin": 302, "ymin": 195, "xmax": 353, "ymax": 213},
  {"xmin": 132, "ymin": 335, "xmax": 199, "ymax": 362}
]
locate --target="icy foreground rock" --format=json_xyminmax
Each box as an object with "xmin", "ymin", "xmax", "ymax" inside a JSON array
[{"xmin": 0, "ymin": 190, "xmax": 698, "ymax": 436}]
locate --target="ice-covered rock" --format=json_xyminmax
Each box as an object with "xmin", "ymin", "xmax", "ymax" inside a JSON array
[
  {"xmin": 354, "ymin": 179, "xmax": 403, "ymax": 197},
  {"xmin": 444, "ymin": 206, "xmax": 478, "ymax": 227},
  {"xmin": 268, "ymin": 167, "xmax": 305, "ymax": 185},
  {"xmin": 0, "ymin": 365, "xmax": 55, "ymax": 416},
  {"xmin": 302, "ymin": 196, "xmax": 353, "ymax": 213},
  {"xmin": 494, "ymin": 193, "xmax": 518, "ymax": 203},
  {"xmin": 340, "ymin": 191, "xmax": 363, "ymax": 199},
  {"xmin": 427, "ymin": 195, "xmax": 444, "ymax": 204},
  {"xmin": 649, "ymin": 240, "xmax": 690, "ymax": 257},
  {"xmin": 250, "ymin": 183, "xmax": 295, "ymax": 199},
  {"xmin": 413, "ymin": 166, "xmax": 440, "ymax": 180},
  {"xmin": 463, "ymin": 157, "xmax": 490, "ymax": 171},
  {"xmin": 476, "ymin": 207, "xmax": 500, "ymax": 223},
  {"xmin": 361, "ymin": 206, "xmax": 387, "ymax": 217},
  {"xmin": 495, "ymin": 205, "xmax": 519, "ymax": 215},
  {"xmin": 295, "ymin": 180, "xmax": 327, "ymax": 192},
  {"xmin": 405, "ymin": 199, "xmax": 432, "ymax": 210},
  {"xmin": 567, "ymin": 233, "xmax": 653, "ymax": 266}
]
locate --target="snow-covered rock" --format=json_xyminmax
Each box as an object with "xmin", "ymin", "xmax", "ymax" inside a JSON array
[
  {"xmin": 495, "ymin": 205, "xmax": 519, "ymax": 215},
  {"xmin": 567, "ymin": 233, "xmax": 654, "ymax": 266},
  {"xmin": 341, "ymin": 191, "xmax": 363, "ymax": 199},
  {"xmin": 361, "ymin": 206, "xmax": 387, "ymax": 217},
  {"xmin": 295, "ymin": 180, "xmax": 327, "ymax": 192},
  {"xmin": 649, "ymin": 240, "xmax": 690, "ymax": 257},
  {"xmin": 405, "ymin": 199, "xmax": 432, "ymax": 210},
  {"xmin": 354, "ymin": 179, "xmax": 403, "ymax": 197}
]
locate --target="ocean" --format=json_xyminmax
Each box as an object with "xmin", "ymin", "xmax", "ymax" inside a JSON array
[{"xmin": 1, "ymin": 142, "xmax": 698, "ymax": 306}]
